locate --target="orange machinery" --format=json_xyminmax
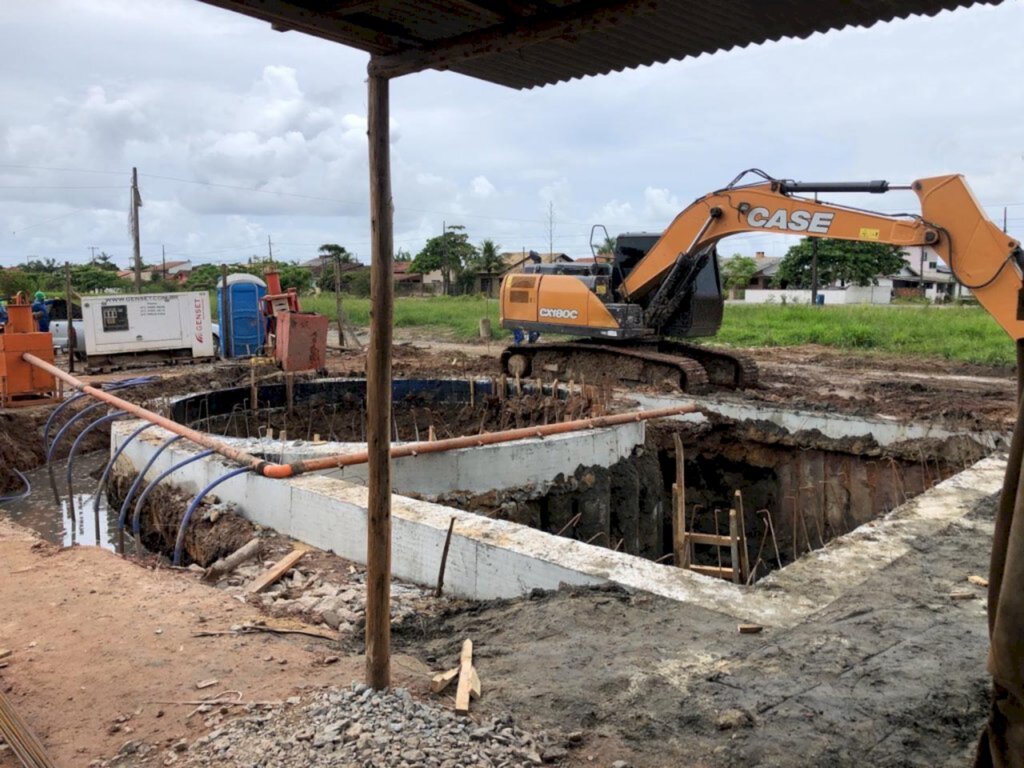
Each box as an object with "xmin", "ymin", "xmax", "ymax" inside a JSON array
[
  {"xmin": 261, "ymin": 269, "xmax": 328, "ymax": 373},
  {"xmin": 0, "ymin": 293, "xmax": 58, "ymax": 408}
]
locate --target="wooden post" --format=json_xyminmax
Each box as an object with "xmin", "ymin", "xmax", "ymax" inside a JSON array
[
  {"xmin": 728, "ymin": 509, "xmax": 741, "ymax": 584},
  {"xmin": 131, "ymin": 167, "xmax": 142, "ymax": 293},
  {"xmin": 64, "ymin": 262, "xmax": 75, "ymax": 374},
  {"xmin": 734, "ymin": 490, "xmax": 750, "ymax": 582},
  {"xmin": 334, "ymin": 255, "xmax": 345, "ymax": 350},
  {"xmin": 365, "ymin": 68, "xmax": 394, "ymax": 691},
  {"xmin": 672, "ymin": 433, "xmax": 688, "ymax": 568},
  {"xmin": 220, "ymin": 265, "xmax": 232, "ymax": 359}
]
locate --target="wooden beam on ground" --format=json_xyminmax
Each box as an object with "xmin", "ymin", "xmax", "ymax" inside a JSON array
[
  {"xmin": 365, "ymin": 67, "xmax": 394, "ymax": 691},
  {"xmin": 248, "ymin": 547, "xmax": 307, "ymax": 594},
  {"xmin": 368, "ymin": 0, "xmax": 657, "ymax": 79},
  {"xmin": 203, "ymin": 537, "xmax": 261, "ymax": 582},
  {"xmin": 455, "ymin": 638, "xmax": 479, "ymax": 714}
]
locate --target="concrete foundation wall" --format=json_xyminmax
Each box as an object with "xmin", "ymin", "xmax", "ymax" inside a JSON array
[
  {"xmin": 189, "ymin": 423, "xmax": 644, "ymax": 500},
  {"xmin": 110, "ymin": 425, "xmax": 1002, "ymax": 628}
]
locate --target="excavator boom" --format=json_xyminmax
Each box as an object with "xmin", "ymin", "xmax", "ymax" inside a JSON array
[{"xmin": 499, "ymin": 171, "xmax": 1024, "ymax": 391}]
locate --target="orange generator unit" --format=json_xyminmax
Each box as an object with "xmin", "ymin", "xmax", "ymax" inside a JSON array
[
  {"xmin": 261, "ymin": 269, "xmax": 328, "ymax": 373},
  {"xmin": 0, "ymin": 293, "xmax": 58, "ymax": 408}
]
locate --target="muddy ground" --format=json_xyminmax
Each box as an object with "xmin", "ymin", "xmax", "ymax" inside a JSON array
[{"xmin": 393, "ymin": 495, "xmax": 996, "ymax": 767}]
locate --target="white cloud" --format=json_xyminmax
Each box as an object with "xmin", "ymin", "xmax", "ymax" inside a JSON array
[
  {"xmin": 0, "ymin": 0, "xmax": 1021, "ymax": 267},
  {"xmin": 471, "ymin": 175, "xmax": 495, "ymax": 198}
]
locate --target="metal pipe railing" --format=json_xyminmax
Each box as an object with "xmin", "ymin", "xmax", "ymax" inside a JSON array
[{"xmin": 23, "ymin": 352, "xmax": 699, "ymax": 479}]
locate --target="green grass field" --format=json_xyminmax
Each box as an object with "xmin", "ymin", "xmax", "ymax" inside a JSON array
[
  {"xmin": 716, "ymin": 303, "xmax": 1013, "ymax": 367},
  {"xmin": 300, "ymin": 294, "xmax": 1015, "ymax": 367},
  {"xmin": 302, "ymin": 294, "xmax": 509, "ymax": 341}
]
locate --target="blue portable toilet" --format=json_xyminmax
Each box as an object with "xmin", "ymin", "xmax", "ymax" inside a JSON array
[{"xmin": 217, "ymin": 273, "xmax": 267, "ymax": 358}]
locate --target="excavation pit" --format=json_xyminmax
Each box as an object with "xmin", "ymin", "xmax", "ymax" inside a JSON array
[{"xmin": 109, "ymin": 377, "xmax": 1000, "ymax": 600}]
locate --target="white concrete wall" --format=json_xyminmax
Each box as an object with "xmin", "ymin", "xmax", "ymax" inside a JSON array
[
  {"xmin": 109, "ymin": 424, "xmax": 1003, "ymax": 627},
  {"xmin": 744, "ymin": 286, "xmax": 891, "ymax": 305},
  {"xmin": 187, "ymin": 422, "xmax": 644, "ymax": 500}
]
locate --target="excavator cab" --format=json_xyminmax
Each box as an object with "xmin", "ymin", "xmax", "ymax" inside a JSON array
[{"xmin": 610, "ymin": 233, "xmax": 725, "ymax": 339}]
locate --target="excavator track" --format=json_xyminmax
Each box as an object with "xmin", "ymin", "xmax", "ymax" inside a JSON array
[{"xmin": 500, "ymin": 340, "xmax": 757, "ymax": 393}]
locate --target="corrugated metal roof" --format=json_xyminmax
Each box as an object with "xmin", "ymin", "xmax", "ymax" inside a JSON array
[{"xmin": 200, "ymin": 0, "xmax": 999, "ymax": 89}]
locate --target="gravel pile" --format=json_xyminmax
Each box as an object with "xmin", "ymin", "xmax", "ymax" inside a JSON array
[{"xmin": 144, "ymin": 684, "xmax": 559, "ymax": 767}]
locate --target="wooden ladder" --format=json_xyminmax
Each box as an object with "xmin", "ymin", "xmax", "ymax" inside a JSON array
[{"xmin": 672, "ymin": 435, "xmax": 750, "ymax": 584}]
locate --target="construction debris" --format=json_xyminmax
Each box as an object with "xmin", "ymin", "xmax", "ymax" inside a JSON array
[{"xmin": 248, "ymin": 547, "xmax": 308, "ymax": 594}]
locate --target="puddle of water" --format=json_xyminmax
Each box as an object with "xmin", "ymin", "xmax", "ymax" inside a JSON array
[{"xmin": 1, "ymin": 451, "xmax": 136, "ymax": 553}]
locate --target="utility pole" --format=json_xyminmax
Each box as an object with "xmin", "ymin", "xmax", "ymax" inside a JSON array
[
  {"xmin": 65, "ymin": 262, "xmax": 75, "ymax": 374},
  {"xmin": 162, "ymin": 244, "xmax": 167, "ymax": 280},
  {"xmin": 547, "ymin": 201, "xmax": 555, "ymax": 257},
  {"xmin": 441, "ymin": 220, "xmax": 449, "ymax": 296},
  {"xmin": 88, "ymin": 246, "xmax": 97, "ymax": 265},
  {"xmin": 920, "ymin": 247, "xmax": 927, "ymax": 300},
  {"xmin": 267, "ymin": 235, "xmax": 274, "ymax": 265},
  {"xmin": 810, "ymin": 193, "xmax": 819, "ymax": 306},
  {"xmin": 130, "ymin": 167, "xmax": 143, "ymax": 293}
]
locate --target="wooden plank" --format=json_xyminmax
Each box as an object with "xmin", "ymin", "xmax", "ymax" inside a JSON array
[
  {"xmin": 728, "ymin": 509, "xmax": 741, "ymax": 584},
  {"xmin": 671, "ymin": 433, "xmax": 688, "ymax": 568},
  {"xmin": 364, "ymin": 70, "xmax": 394, "ymax": 692},
  {"xmin": 248, "ymin": 547, "xmax": 307, "ymax": 594},
  {"xmin": 734, "ymin": 490, "xmax": 750, "ymax": 583},
  {"xmin": 430, "ymin": 666, "xmax": 459, "ymax": 694},
  {"xmin": 203, "ymin": 537, "xmax": 261, "ymax": 583},
  {"xmin": 455, "ymin": 639, "xmax": 475, "ymax": 715},
  {"xmin": 684, "ymin": 531, "xmax": 733, "ymax": 547},
  {"xmin": 688, "ymin": 564, "xmax": 736, "ymax": 579}
]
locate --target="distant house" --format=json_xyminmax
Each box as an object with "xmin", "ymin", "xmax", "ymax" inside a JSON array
[
  {"xmin": 746, "ymin": 251, "xmax": 783, "ymax": 290},
  {"xmin": 394, "ymin": 261, "xmax": 423, "ymax": 293},
  {"xmin": 889, "ymin": 247, "xmax": 966, "ymax": 302},
  {"xmin": 117, "ymin": 260, "xmax": 192, "ymax": 284}
]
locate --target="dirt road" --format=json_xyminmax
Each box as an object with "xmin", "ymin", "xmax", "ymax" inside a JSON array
[{"xmin": 0, "ymin": 519, "xmax": 429, "ymax": 768}]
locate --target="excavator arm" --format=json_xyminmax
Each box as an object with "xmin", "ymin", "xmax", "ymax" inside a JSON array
[{"xmin": 623, "ymin": 172, "xmax": 1024, "ymax": 339}]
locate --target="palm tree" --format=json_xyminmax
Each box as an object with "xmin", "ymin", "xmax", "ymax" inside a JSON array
[
  {"xmin": 598, "ymin": 236, "xmax": 616, "ymax": 257},
  {"xmin": 476, "ymin": 240, "xmax": 505, "ymax": 273},
  {"xmin": 318, "ymin": 243, "xmax": 354, "ymax": 264}
]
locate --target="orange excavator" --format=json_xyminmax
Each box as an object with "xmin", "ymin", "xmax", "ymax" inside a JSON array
[{"xmin": 499, "ymin": 170, "xmax": 1024, "ymax": 391}]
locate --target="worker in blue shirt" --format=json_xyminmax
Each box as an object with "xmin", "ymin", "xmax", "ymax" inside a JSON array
[
  {"xmin": 0, "ymin": 300, "xmax": 7, "ymax": 325},
  {"xmin": 31, "ymin": 291, "xmax": 49, "ymax": 332}
]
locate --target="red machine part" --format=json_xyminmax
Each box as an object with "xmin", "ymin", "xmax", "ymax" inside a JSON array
[
  {"xmin": 274, "ymin": 311, "xmax": 328, "ymax": 372},
  {"xmin": 0, "ymin": 294, "xmax": 58, "ymax": 408}
]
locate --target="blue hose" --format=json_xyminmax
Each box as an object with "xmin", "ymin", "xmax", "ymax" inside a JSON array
[
  {"xmin": 116, "ymin": 435, "xmax": 184, "ymax": 532},
  {"xmin": 65, "ymin": 410, "xmax": 127, "ymax": 501},
  {"xmin": 42, "ymin": 393, "xmax": 87, "ymax": 452},
  {"xmin": 41, "ymin": 377, "xmax": 156, "ymax": 453},
  {"xmin": 174, "ymin": 467, "xmax": 251, "ymax": 565},
  {"xmin": 0, "ymin": 469, "xmax": 32, "ymax": 505},
  {"xmin": 47, "ymin": 400, "xmax": 108, "ymax": 464},
  {"xmin": 132, "ymin": 449, "xmax": 215, "ymax": 538},
  {"xmin": 93, "ymin": 423, "xmax": 156, "ymax": 520}
]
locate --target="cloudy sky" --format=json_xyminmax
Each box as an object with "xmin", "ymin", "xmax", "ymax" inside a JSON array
[{"xmin": 1, "ymin": 0, "xmax": 1022, "ymax": 269}]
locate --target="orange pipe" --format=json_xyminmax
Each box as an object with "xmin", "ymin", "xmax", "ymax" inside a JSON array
[
  {"xmin": 23, "ymin": 352, "xmax": 698, "ymax": 479},
  {"xmin": 269, "ymin": 403, "xmax": 700, "ymax": 477},
  {"xmin": 22, "ymin": 353, "xmax": 269, "ymax": 472}
]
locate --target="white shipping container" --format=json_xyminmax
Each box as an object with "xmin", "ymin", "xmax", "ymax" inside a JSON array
[{"xmin": 81, "ymin": 292, "xmax": 214, "ymax": 360}]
